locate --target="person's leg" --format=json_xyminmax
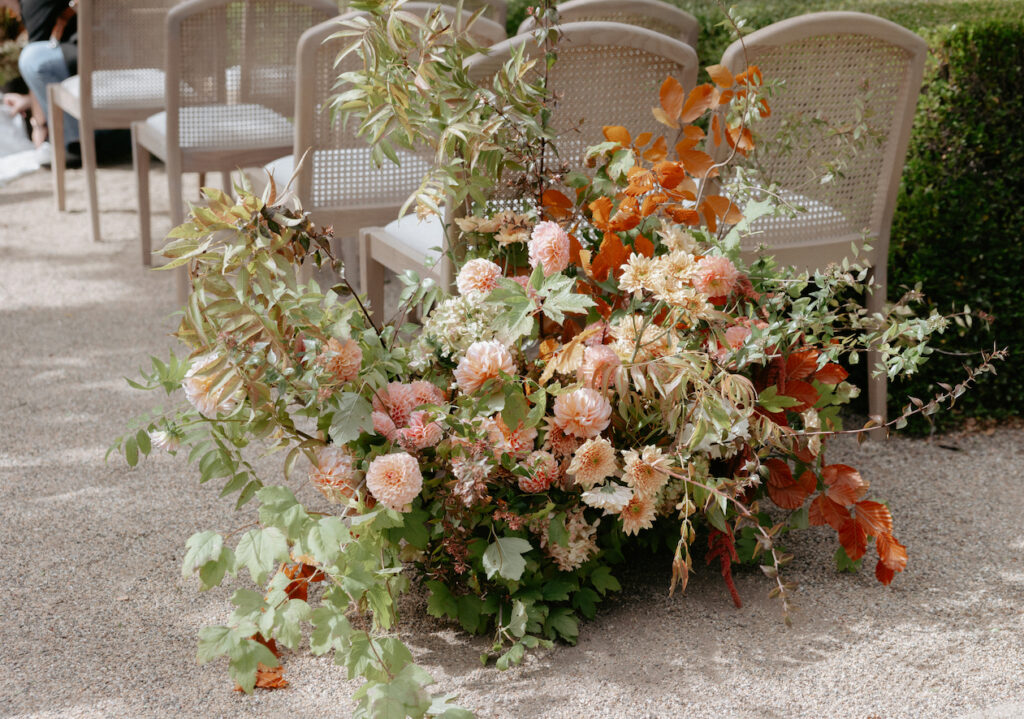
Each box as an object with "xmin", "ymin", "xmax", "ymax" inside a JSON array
[{"xmin": 17, "ymin": 41, "xmax": 79, "ymax": 146}]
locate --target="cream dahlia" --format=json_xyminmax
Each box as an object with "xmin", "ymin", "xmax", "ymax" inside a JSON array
[
  {"xmin": 618, "ymin": 253, "xmax": 658, "ymax": 296},
  {"xmin": 309, "ymin": 446, "xmax": 361, "ymax": 504},
  {"xmin": 365, "ymin": 452, "xmax": 423, "ymax": 512},
  {"xmin": 622, "ymin": 445, "xmax": 673, "ymax": 498},
  {"xmin": 693, "ymin": 255, "xmax": 740, "ymax": 298},
  {"xmin": 527, "ymin": 221, "xmax": 570, "ymax": 276},
  {"xmin": 456, "ymin": 258, "xmax": 503, "ymax": 298},
  {"xmin": 319, "ymin": 337, "xmax": 362, "ymax": 384},
  {"xmin": 578, "ymin": 344, "xmax": 621, "ymax": 390},
  {"xmin": 568, "ymin": 437, "xmax": 618, "ymax": 489},
  {"xmin": 454, "ymin": 340, "xmax": 516, "ymax": 394},
  {"xmin": 552, "ymin": 388, "xmax": 612, "ymax": 438}
]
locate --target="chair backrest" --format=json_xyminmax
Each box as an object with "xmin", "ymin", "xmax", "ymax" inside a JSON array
[
  {"xmin": 77, "ymin": 0, "xmax": 177, "ymax": 108},
  {"xmin": 294, "ymin": 6, "xmax": 506, "ymax": 210},
  {"xmin": 465, "ymin": 21, "xmax": 699, "ymax": 205},
  {"xmin": 165, "ymin": 0, "xmax": 338, "ymax": 152},
  {"xmin": 518, "ymin": 0, "xmax": 698, "ymax": 49},
  {"xmin": 719, "ymin": 11, "xmax": 926, "ymax": 270}
]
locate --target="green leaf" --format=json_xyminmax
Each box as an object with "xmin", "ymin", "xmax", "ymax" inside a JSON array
[
  {"xmin": 501, "ymin": 386, "xmax": 529, "ymax": 430},
  {"xmin": 426, "ymin": 581, "xmax": 458, "ymax": 620},
  {"xmin": 835, "ymin": 545, "xmax": 863, "ymax": 573},
  {"xmin": 229, "ymin": 638, "xmax": 280, "ymax": 694},
  {"xmin": 275, "ymin": 598, "xmax": 311, "ymax": 649},
  {"xmin": 306, "ymin": 516, "xmax": 349, "ymax": 565},
  {"xmin": 457, "ymin": 594, "xmax": 483, "ymax": 634},
  {"xmin": 329, "ymin": 392, "xmax": 373, "ymax": 445},
  {"xmin": 508, "ymin": 600, "xmax": 528, "ymax": 638},
  {"xmin": 545, "ymin": 607, "xmax": 579, "ymax": 644},
  {"xmin": 235, "ymin": 527, "xmax": 289, "ymax": 584},
  {"xmin": 547, "ymin": 513, "xmax": 570, "ymax": 548},
  {"xmin": 572, "ymin": 587, "xmax": 599, "ymax": 619},
  {"xmin": 495, "ymin": 642, "xmax": 525, "ymax": 670},
  {"xmin": 310, "ymin": 606, "xmax": 351, "ymax": 655},
  {"xmin": 589, "ymin": 566, "xmax": 621, "ymax": 596},
  {"xmin": 183, "ymin": 531, "xmax": 223, "ymax": 577},
  {"xmin": 197, "ymin": 625, "xmax": 238, "ymax": 664},
  {"xmin": 482, "ymin": 537, "xmax": 533, "ymax": 582},
  {"xmin": 198, "ymin": 547, "xmax": 235, "ymax": 590}
]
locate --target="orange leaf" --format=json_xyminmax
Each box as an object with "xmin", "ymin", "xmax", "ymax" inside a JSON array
[
  {"xmin": 678, "ymin": 150, "xmax": 717, "ymax": 179},
  {"xmin": 542, "ymin": 189, "xmax": 574, "ymax": 219},
  {"xmin": 706, "ymin": 63, "xmax": 734, "ymax": 87},
  {"xmin": 659, "ymin": 76, "xmax": 685, "ymax": 126},
  {"xmin": 711, "ymin": 114, "xmax": 723, "ymax": 146},
  {"xmin": 786, "ymin": 349, "xmax": 819, "ymax": 380},
  {"xmin": 625, "ymin": 167, "xmax": 655, "ymax": 196},
  {"xmin": 735, "ymin": 64, "xmax": 763, "ymax": 86},
  {"xmin": 839, "ymin": 519, "xmax": 868, "ymax": 560},
  {"xmin": 765, "ymin": 458, "xmax": 794, "ymax": 487},
  {"xmin": 609, "ymin": 196, "xmax": 641, "ymax": 232},
  {"xmin": 809, "ymin": 493, "xmax": 849, "ymax": 531},
  {"xmin": 680, "ymin": 84, "xmax": 719, "ymax": 123},
  {"xmin": 797, "ymin": 469, "xmax": 818, "ymax": 494},
  {"xmin": 640, "ymin": 193, "xmax": 668, "ymax": 217},
  {"xmin": 718, "ymin": 89, "xmax": 734, "ymax": 105},
  {"xmin": 664, "ymin": 205, "xmax": 701, "ymax": 225},
  {"xmin": 591, "ymin": 232, "xmax": 629, "ymax": 282},
  {"xmin": 635, "ymin": 131, "xmax": 653, "ymax": 147},
  {"xmin": 768, "ymin": 480, "xmax": 811, "ymax": 510},
  {"xmin": 603, "ymin": 125, "xmax": 631, "ymax": 147},
  {"xmin": 876, "ymin": 532, "xmax": 908, "ymax": 572},
  {"xmin": 675, "ymin": 126, "xmax": 705, "ymax": 152},
  {"xmin": 633, "ymin": 234, "xmax": 655, "ymax": 258},
  {"xmin": 854, "ymin": 500, "xmax": 893, "ymax": 536},
  {"xmin": 643, "ymin": 135, "xmax": 668, "ymax": 163},
  {"xmin": 781, "ymin": 379, "xmax": 819, "ymax": 413},
  {"xmin": 875, "ymin": 560, "xmax": 896, "ymax": 585},
  {"xmin": 588, "ymin": 196, "xmax": 613, "ymax": 231},
  {"xmin": 701, "ymin": 201, "xmax": 718, "ymax": 234},
  {"xmin": 758, "ymin": 97, "xmax": 771, "ymax": 118},
  {"xmin": 726, "ymin": 125, "xmax": 754, "ymax": 155},
  {"xmin": 568, "ymin": 233, "xmax": 582, "ymax": 267},
  {"xmin": 652, "ymin": 160, "xmax": 688, "ymax": 189},
  {"xmin": 703, "ymin": 195, "xmax": 742, "ymax": 223},
  {"xmin": 823, "ymin": 464, "xmax": 867, "ymax": 507},
  {"xmin": 816, "ymin": 363, "xmax": 849, "ymax": 384}
]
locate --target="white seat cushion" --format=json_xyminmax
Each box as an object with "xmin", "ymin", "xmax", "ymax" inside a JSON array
[
  {"xmin": 145, "ymin": 104, "xmax": 292, "ymax": 150},
  {"xmin": 381, "ymin": 213, "xmax": 445, "ymax": 263},
  {"xmin": 264, "ymin": 154, "xmax": 295, "ymax": 187},
  {"xmin": 61, "ymin": 69, "xmax": 165, "ymax": 110}
]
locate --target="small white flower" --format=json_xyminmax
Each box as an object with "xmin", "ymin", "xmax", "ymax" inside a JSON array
[{"xmin": 581, "ymin": 483, "xmax": 634, "ymax": 514}]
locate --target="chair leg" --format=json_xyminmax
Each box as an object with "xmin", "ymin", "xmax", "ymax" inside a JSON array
[
  {"xmin": 47, "ymin": 85, "xmax": 66, "ymax": 212},
  {"xmin": 131, "ymin": 124, "xmax": 152, "ymax": 266},
  {"xmin": 197, "ymin": 172, "xmax": 206, "ymax": 197},
  {"xmin": 221, "ymin": 170, "xmax": 232, "ymax": 194},
  {"xmin": 359, "ymin": 228, "xmax": 386, "ymax": 321},
  {"xmin": 80, "ymin": 119, "xmax": 101, "ymax": 243}
]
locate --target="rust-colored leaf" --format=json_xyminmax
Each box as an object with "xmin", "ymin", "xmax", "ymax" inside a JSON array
[
  {"xmin": 665, "ymin": 205, "xmax": 701, "ymax": 225},
  {"xmin": 675, "ymin": 126, "xmax": 705, "ymax": 153},
  {"xmin": 781, "ymin": 379, "xmax": 819, "ymax": 413},
  {"xmin": 768, "ymin": 480, "xmax": 811, "ymax": 510},
  {"xmin": 703, "ymin": 195, "xmax": 742, "ymax": 223},
  {"xmin": 588, "ymin": 196, "xmax": 613, "ymax": 231},
  {"xmin": 680, "ymin": 84, "xmax": 719, "ymax": 123},
  {"xmin": 635, "ymin": 131, "xmax": 653, "ymax": 147},
  {"xmin": 542, "ymin": 189, "xmax": 574, "ymax": 220},
  {"xmin": 854, "ymin": 500, "xmax": 894, "ymax": 536},
  {"xmin": 633, "ymin": 233, "xmax": 655, "ymax": 258},
  {"xmin": 816, "ymin": 363, "xmax": 849, "ymax": 384},
  {"xmin": 823, "ymin": 464, "xmax": 867, "ymax": 507},
  {"xmin": 876, "ymin": 532, "xmax": 908, "ymax": 572},
  {"xmin": 591, "ymin": 232, "xmax": 630, "ymax": 282},
  {"xmin": 875, "ymin": 560, "xmax": 896, "ymax": 585},
  {"xmin": 642, "ymin": 135, "xmax": 668, "ymax": 162},
  {"xmin": 603, "ymin": 125, "xmax": 631, "ymax": 147},
  {"xmin": 839, "ymin": 519, "xmax": 868, "ymax": 560},
  {"xmin": 706, "ymin": 63, "xmax": 734, "ymax": 88},
  {"xmin": 624, "ymin": 167, "xmax": 655, "ymax": 197},
  {"xmin": 735, "ymin": 64, "xmax": 763, "ymax": 86},
  {"xmin": 701, "ymin": 201, "xmax": 718, "ymax": 234},
  {"xmin": 609, "ymin": 196, "xmax": 641, "ymax": 232},
  {"xmin": 809, "ymin": 493, "xmax": 849, "ymax": 531},
  {"xmin": 678, "ymin": 150, "xmax": 717, "ymax": 179},
  {"xmin": 765, "ymin": 458, "xmax": 794, "ymax": 487},
  {"xmin": 658, "ymin": 76, "xmax": 685, "ymax": 126},
  {"xmin": 652, "ymin": 160, "xmax": 688, "ymax": 189},
  {"xmin": 640, "ymin": 193, "xmax": 668, "ymax": 217},
  {"xmin": 785, "ymin": 349, "xmax": 819, "ymax": 381},
  {"xmin": 711, "ymin": 113, "xmax": 723, "ymax": 147}
]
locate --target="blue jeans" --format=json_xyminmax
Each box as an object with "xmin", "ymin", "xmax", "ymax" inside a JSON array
[{"xmin": 18, "ymin": 41, "xmax": 79, "ymax": 146}]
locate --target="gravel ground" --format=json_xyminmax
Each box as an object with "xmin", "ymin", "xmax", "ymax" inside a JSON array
[{"xmin": 1, "ymin": 163, "xmax": 1023, "ymax": 719}]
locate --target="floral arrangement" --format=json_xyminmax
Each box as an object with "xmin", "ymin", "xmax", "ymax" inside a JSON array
[{"xmin": 114, "ymin": 6, "xmax": 1004, "ymax": 718}]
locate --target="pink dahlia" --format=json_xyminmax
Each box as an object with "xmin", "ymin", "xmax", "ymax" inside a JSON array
[
  {"xmin": 527, "ymin": 221, "xmax": 570, "ymax": 276},
  {"xmin": 552, "ymin": 388, "xmax": 612, "ymax": 438},
  {"xmin": 456, "ymin": 258, "xmax": 503, "ymax": 297},
  {"xmin": 372, "ymin": 382, "xmax": 417, "ymax": 427},
  {"xmin": 319, "ymin": 337, "xmax": 362, "ymax": 383},
  {"xmin": 693, "ymin": 255, "xmax": 740, "ymax": 298},
  {"xmin": 454, "ymin": 340, "xmax": 516, "ymax": 394},
  {"xmin": 486, "ymin": 415, "xmax": 538, "ymax": 457},
  {"xmin": 519, "ymin": 450, "xmax": 559, "ymax": 493},
  {"xmin": 578, "ymin": 345, "xmax": 622, "ymax": 390},
  {"xmin": 372, "ymin": 411, "xmax": 398, "ymax": 441},
  {"xmin": 409, "ymin": 380, "xmax": 446, "ymax": 409},
  {"xmin": 365, "ymin": 452, "xmax": 423, "ymax": 512},
  {"xmin": 309, "ymin": 446, "xmax": 360, "ymax": 504},
  {"xmin": 396, "ymin": 411, "xmax": 443, "ymax": 451}
]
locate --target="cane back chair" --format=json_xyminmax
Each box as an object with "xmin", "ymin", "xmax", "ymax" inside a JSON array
[
  {"xmin": 358, "ymin": 22, "xmax": 699, "ymax": 317},
  {"xmin": 518, "ymin": 0, "xmax": 698, "ymax": 49},
  {"xmin": 48, "ymin": 0, "xmax": 176, "ymax": 244},
  {"xmin": 719, "ymin": 11, "xmax": 927, "ymax": 423}
]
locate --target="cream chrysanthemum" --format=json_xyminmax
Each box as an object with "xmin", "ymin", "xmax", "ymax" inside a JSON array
[
  {"xmin": 620, "ymin": 494, "xmax": 656, "ymax": 535},
  {"xmin": 693, "ymin": 255, "xmax": 740, "ymax": 298},
  {"xmin": 519, "ymin": 450, "xmax": 559, "ymax": 493},
  {"xmin": 454, "ymin": 340, "xmax": 516, "ymax": 394},
  {"xmin": 319, "ymin": 337, "xmax": 362, "ymax": 383},
  {"xmin": 365, "ymin": 452, "xmax": 423, "ymax": 511},
  {"xmin": 456, "ymin": 258, "xmax": 503, "ymax": 298},
  {"xmin": 622, "ymin": 445, "xmax": 673, "ymax": 498},
  {"xmin": 148, "ymin": 428, "xmax": 181, "ymax": 452},
  {"xmin": 309, "ymin": 446, "xmax": 361, "ymax": 504},
  {"xmin": 568, "ymin": 437, "xmax": 617, "ymax": 489},
  {"xmin": 618, "ymin": 253, "xmax": 658, "ymax": 296},
  {"xmin": 527, "ymin": 221, "xmax": 570, "ymax": 276},
  {"xmin": 552, "ymin": 388, "xmax": 612, "ymax": 438},
  {"xmin": 578, "ymin": 345, "xmax": 621, "ymax": 390},
  {"xmin": 658, "ymin": 224, "xmax": 698, "ymax": 253},
  {"xmin": 182, "ymin": 353, "xmax": 238, "ymax": 417},
  {"xmin": 581, "ymin": 483, "xmax": 634, "ymax": 514}
]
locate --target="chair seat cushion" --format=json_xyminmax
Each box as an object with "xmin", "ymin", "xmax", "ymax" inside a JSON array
[
  {"xmin": 61, "ymin": 69, "xmax": 165, "ymax": 110},
  {"xmin": 382, "ymin": 212, "xmax": 445, "ymax": 262},
  {"xmin": 145, "ymin": 104, "xmax": 293, "ymax": 150}
]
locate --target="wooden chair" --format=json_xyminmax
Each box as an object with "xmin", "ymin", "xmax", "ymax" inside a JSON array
[
  {"xmin": 358, "ymin": 22, "xmax": 699, "ymax": 316},
  {"xmin": 719, "ymin": 11, "xmax": 927, "ymax": 423},
  {"xmin": 261, "ymin": 5, "xmax": 507, "ymax": 275},
  {"xmin": 131, "ymin": 0, "xmax": 337, "ymax": 301},
  {"xmin": 48, "ymin": 0, "xmax": 176, "ymax": 243},
  {"xmin": 517, "ymin": 0, "xmax": 698, "ymax": 48}
]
